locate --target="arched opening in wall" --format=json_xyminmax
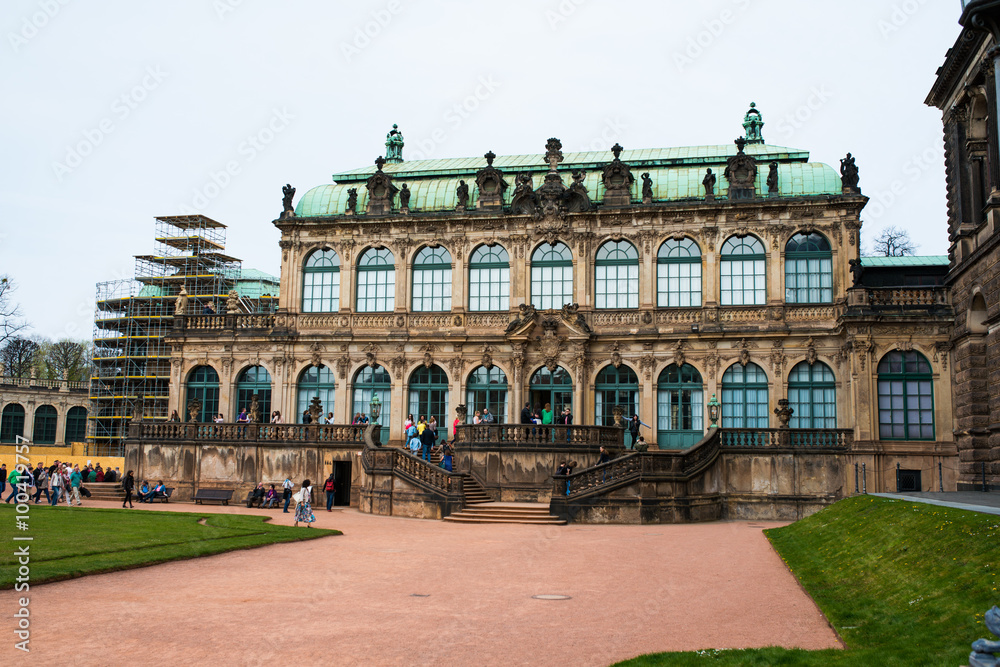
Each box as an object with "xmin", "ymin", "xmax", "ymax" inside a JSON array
[
  {"xmin": 65, "ymin": 406, "xmax": 88, "ymax": 443},
  {"xmin": 351, "ymin": 365, "xmax": 391, "ymax": 444},
  {"xmin": 969, "ymin": 292, "xmax": 988, "ymax": 335},
  {"xmin": 0, "ymin": 404, "xmax": 25, "ymax": 443},
  {"xmin": 466, "ymin": 366, "xmax": 508, "ymax": 423},
  {"xmin": 33, "ymin": 405, "xmax": 57, "ymax": 444}
]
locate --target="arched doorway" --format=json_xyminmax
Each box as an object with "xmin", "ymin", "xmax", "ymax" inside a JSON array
[
  {"xmin": 466, "ymin": 365, "xmax": 508, "ymax": 423},
  {"xmin": 185, "ymin": 366, "xmax": 219, "ymax": 422},
  {"xmin": 352, "ymin": 365, "xmax": 391, "ymax": 444},
  {"xmin": 408, "ymin": 364, "xmax": 450, "ymax": 426},
  {"xmin": 237, "ymin": 365, "xmax": 273, "ymax": 422},
  {"xmin": 528, "ymin": 366, "xmax": 572, "ymax": 421},
  {"xmin": 656, "ymin": 364, "xmax": 704, "ymax": 448},
  {"xmin": 296, "ymin": 365, "xmax": 334, "ymax": 423}
]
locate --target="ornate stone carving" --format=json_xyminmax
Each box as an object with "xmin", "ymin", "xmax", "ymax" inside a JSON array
[
  {"xmin": 187, "ymin": 398, "xmax": 202, "ymax": 423},
  {"xmin": 933, "ymin": 341, "xmax": 953, "ymax": 370},
  {"xmin": 641, "ymin": 172, "xmax": 654, "ymax": 204},
  {"xmin": 346, "ymin": 188, "xmax": 358, "ymax": 214},
  {"xmin": 475, "ymin": 150, "xmax": 509, "ymax": 210},
  {"xmin": 226, "ymin": 290, "xmax": 240, "ymax": 314},
  {"xmin": 335, "ymin": 352, "xmax": 351, "ymax": 379},
  {"xmin": 607, "ymin": 341, "xmax": 623, "ymax": 369},
  {"xmin": 845, "ymin": 220, "xmax": 861, "ymax": 247},
  {"xmin": 703, "ymin": 168, "xmax": 717, "ymax": 201},
  {"xmin": 281, "ymin": 183, "xmax": 296, "ymax": 218},
  {"xmin": 309, "ymin": 342, "xmax": 324, "ymax": 367},
  {"xmin": 456, "ymin": 180, "xmax": 470, "ymax": 210},
  {"xmin": 766, "ymin": 162, "xmax": 779, "ymax": 196},
  {"xmin": 505, "ymin": 303, "xmax": 538, "ymax": 335},
  {"xmin": 564, "ymin": 170, "xmax": 592, "ymax": 212},
  {"xmin": 481, "ymin": 344, "xmax": 494, "ymax": 370},
  {"xmin": 560, "ymin": 303, "xmax": 592, "ymax": 334},
  {"xmin": 363, "ymin": 342, "xmax": 380, "ymax": 368},
  {"xmin": 366, "ymin": 156, "xmax": 398, "ymax": 215},
  {"xmin": 770, "ymin": 340, "xmax": 786, "ymax": 374},
  {"xmin": 854, "ymin": 337, "xmax": 873, "ymax": 371},
  {"xmin": 420, "ymin": 343, "xmax": 435, "ymax": 368},
  {"xmin": 447, "ymin": 355, "xmax": 464, "ymax": 377},
  {"xmin": 174, "ymin": 287, "xmax": 188, "ymax": 315},
  {"xmin": 399, "ymin": 184, "xmax": 411, "ymax": 213},
  {"xmin": 390, "ymin": 345, "xmax": 407, "ymax": 379},
  {"xmin": 736, "ymin": 338, "xmax": 756, "ymax": 367},
  {"xmin": 536, "ymin": 318, "xmax": 567, "ymax": 371},
  {"xmin": 511, "ymin": 342, "xmax": 526, "ymax": 382},
  {"xmin": 806, "ymin": 337, "xmax": 818, "ymax": 366},
  {"xmin": 509, "ymin": 173, "xmax": 539, "ymax": 216},
  {"xmin": 602, "ymin": 143, "xmax": 635, "ymax": 207},
  {"xmin": 640, "ymin": 343, "xmax": 656, "ymax": 380},
  {"xmin": 725, "ymin": 137, "xmax": 757, "ymax": 200},
  {"xmin": 704, "ymin": 349, "xmax": 720, "ymax": 380},
  {"xmin": 672, "ymin": 340, "xmax": 686, "ymax": 368}
]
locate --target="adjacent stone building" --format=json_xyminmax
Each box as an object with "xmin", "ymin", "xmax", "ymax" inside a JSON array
[{"xmin": 0, "ymin": 373, "xmax": 89, "ymax": 445}]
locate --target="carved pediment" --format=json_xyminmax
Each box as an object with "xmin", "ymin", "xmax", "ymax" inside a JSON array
[
  {"xmin": 365, "ymin": 156, "xmax": 398, "ymax": 215},
  {"xmin": 601, "ymin": 143, "xmax": 635, "ymax": 206},
  {"xmin": 724, "ymin": 138, "xmax": 757, "ymax": 200},
  {"xmin": 475, "ymin": 151, "xmax": 509, "ymax": 210}
]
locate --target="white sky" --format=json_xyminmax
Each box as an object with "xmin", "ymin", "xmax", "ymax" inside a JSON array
[{"xmin": 0, "ymin": 0, "xmax": 962, "ymax": 340}]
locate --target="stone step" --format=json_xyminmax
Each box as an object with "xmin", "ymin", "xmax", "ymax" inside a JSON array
[
  {"xmin": 443, "ymin": 515, "xmax": 567, "ymax": 525},
  {"xmin": 443, "ymin": 502, "xmax": 566, "ymax": 525}
]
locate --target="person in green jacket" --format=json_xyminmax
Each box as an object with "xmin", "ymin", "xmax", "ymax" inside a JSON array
[
  {"xmin": 541, "ymin": 402, "xmax": 554, "ymax": 425},
  {"xmin": 5, "ymin": 467, "xmax": 30, "ymax": 503},
  {"xmin": 70, "ymin": 465, "xmax": 83, "ymax": 506}
]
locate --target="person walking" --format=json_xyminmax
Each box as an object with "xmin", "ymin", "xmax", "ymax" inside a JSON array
[
  {"xmin": 0, "ymin": 462, "xmax": 7, "ymax": 495},
  {"xmin": 282, "ymin": 476, "xmax": 294, "ymax": 512},
  {"xmin": 293, "ymin": 478, "xmax": 315, "ymax": 527},
  {"xmin": 441, "ymin": 439, "xmax": 454, "ymax": 472},
  {"xmin": 70, "ymin": 465, "xmax": 83, "ymax": 506},
  {"xmin": 33, "ymin": 465, "xmax": 49, "ymax": 504},
  {"xmin": 323, "ymin": 473, "xmax": 336, "ymax": 511},
  {"xmin": 48, "ymin": 465, "xmax": 61, "ymax": 506},
  {"xmin": 420, "ymin": 417, "xmax": 437, "ymax": 462},
  {"xmin": 122, "ymin": 470, "xmax": 135, "ymax": 508}
]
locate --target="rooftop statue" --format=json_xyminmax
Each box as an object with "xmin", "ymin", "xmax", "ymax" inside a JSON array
[
  {"xmin": 281, "ymin": 183, "xmax": 296, "ymax": 218},
  {"xmin": 840, "ymin": 152, "xmax": 860, "ymax": 191},
  {"xmin": 456, "ymin": 180, "xmax": 470, "ymax": 209},
  {"xmin": 703, "ymin": 168, "xmax": 717, "ymax": 198},
  {"xmin": 767, "ymin": 162, "xmax": 779, "ymax": 196},
  {"xmin": 346, "ymin": 188, "xmax": 358, "ymax": 214},
  {"xmin": 385, "ymin": 124, "xmax": 404, "ymax": 164},
  {"xmin": 399, "ymin": 183, "xmax": 411, "ymax": 210},
  {"xmin": 743, "ymin": 102, "xmax": 764, "ymax": 144},
  {"xmin": 641, "ymin": 172, "xmax": 654, "ymax": 203}
]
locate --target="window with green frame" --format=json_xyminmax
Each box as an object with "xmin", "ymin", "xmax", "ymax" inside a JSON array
[
  {"xmin": 720, "ymin": 362, "xmax": 769, "ymax": 428},
  {"xmin": 787, "ymin": 361, "xmax": 836, "ymax": 428},
  {"xmin": 185, "ymin": 366, "xmax": 220, "ymax": 422},
  {"xmin": 595, "ymin": 240, "xmax": 639, "ymax": 309},
  {"xmin": 237, "ymin": 365, "xmax": 273, "ymax": 421},
  {"xmin": 877, "ymin": 351, "xmax": 934, "ymax": 440},
  {"xmin": 469, "ymin": 244, "xmax": 510, "ymax": 312},
  {"xmin": 594, "ymin": 364, "xmax": 639, "ymax": 428},
  {"xmin": 0, "ymin": 404, "xmax": 25, "ymax": 443},
  {"xmin": 408, "ymin": 364, "xmax": 450, "ymax": 426},
  {"xmin": 297, "ymin": 365, "xmax": 334, "ymax": 424},
  {"xmin": 412, "ymin": 246, "xmax": 453, "ymax": 312},
  {"xmin": 352, "ymin": 365, "xmax": 391, "ymax": 444},
  {"xmin": 720, "ymin": 235, "xmax": 766, "ymax": 305},
  {"xmin": 657, "ymin": 364, "xmax": 703, "ymax": 448},
  {"xmin": 302, "ymin": 248, "xmax": 340, "ymax": 313},
  {"xmin": 784, "ymin": 232, "xmax": 832, "ymax": 304},
  {"xmin": 528, "ymin": 366, "xmax": 572, "ymax": 418},
  {"xmin": 657, "ymin": 238, "xmax": 702, "ymax": 307},
  {"xmin": 65, "ymin": 406, "xmax": 87, "ymax": 442},
  {"xmin": 32, "ymin": 405, "xmax": 57, "ymax": 444},
  {"xmin": 531, "ymin": 242, "xmax": 573, "ymax": 310},
  {"xmin": 466, "ymin": 365, "xmax": 507, "ymax": 423},
  {"xmin": 356, "ymin": 247, "xmax": 395, "ymax": 312}
]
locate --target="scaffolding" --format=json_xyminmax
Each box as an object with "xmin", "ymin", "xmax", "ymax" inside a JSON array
[{"xmin": 89, "ymin": 215, "xmax": 278, "ymax": 455}]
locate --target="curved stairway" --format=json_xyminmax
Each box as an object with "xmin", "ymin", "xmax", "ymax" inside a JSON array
[{"xmin": 443, "ymin": 502, "xmax": 566, "ymax": 525}]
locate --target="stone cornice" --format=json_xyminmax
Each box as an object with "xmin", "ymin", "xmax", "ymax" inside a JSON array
[{"xmin": 926, "ymin": 28, "xmax": 989, "ymax": 109}]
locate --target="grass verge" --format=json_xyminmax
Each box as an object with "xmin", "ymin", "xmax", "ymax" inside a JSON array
[
  {"xmin": 0, "ymin": 504, "xmax": 339, "ymax": 587},
  {"xmin": 616, "ymin": 496, "xmax": 999, "ymax": 666}
]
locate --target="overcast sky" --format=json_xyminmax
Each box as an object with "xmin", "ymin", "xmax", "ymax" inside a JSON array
[{"xmin": 0, "ymin": 0, "xmax": 961, "ymax": 341}]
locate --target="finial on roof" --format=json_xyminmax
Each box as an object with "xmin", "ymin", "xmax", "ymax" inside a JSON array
[
  {"xmin": 544, "ymin": 138, "xmax": 563, "ymax": 172},
  {"xmin": 385, "ymin": 124, "xmax": 404, "ymax": 164},
  {"xmin": 735, "ymin": 136, "xmax": 747, "ymax": 154},
  {"xmin": 485, "ymin": 150, "xmax": 496, "ymax": 167},
  {"xmin": 375, "ymin": 155, "xmax": 387, "ymax": 171},
  {"xmin": 611, "ymin": 143, "xmax": 623, "ymax": 160},
  {"xmin": 743, "ymin": 102, "xmax": 764, "ymax": 144}
]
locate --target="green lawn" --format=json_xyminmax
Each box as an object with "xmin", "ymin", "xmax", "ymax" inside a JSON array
[
  {"xmin": 616, "ymin": 496, "xmax": 999, "ymax": 666},
  {"xmin": 0, "ymin": 504, "xmax": 339, "ymax": 587}
]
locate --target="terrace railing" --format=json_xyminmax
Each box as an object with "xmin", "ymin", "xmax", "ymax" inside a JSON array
[{"xmin": 455, "ymin": 424, "xmax": 623, "ymax": 449}]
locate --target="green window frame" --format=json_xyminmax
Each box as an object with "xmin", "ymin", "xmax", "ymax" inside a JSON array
[
  {"xmin": 657, "ymin": 238, "xmax": 702, "ymax": 308},
  {"xmin": 656, "ymin": 364, "xmax": 704, "ymax": 448},
  {"xmin": 408, "ymin": 364, "xmax": 450, "ymax": 426},
  {"xmin": 32, "ymin": 405, "xmax": 57, "ymax": 444},
  {"xmin": 787, "ymin": 361, "xmax": 837, "ymax": 428},
  {"xmin": 65, "ymin": 406, "xmax": 88, "ymax": 442},
  {"xmin": 720, "ymin": 362, "xmax": 769, "ymax": 428},
  {"xmin": 784, "ymin": 232, "xmax": 832, "ymax": 304},
  {"xmin": 466, "ymin": 365, "xmax": 508, "ymax": 423},
  {"xmin": 237, "ymin": 365, "xmax": 273, "ymax": 421},
  {"xmin": 297, "ymin": 365, "xmax": 335, "ymax": 424},
  {"xmin": 531, "ymin": 242, "xmax": 573, "ymax": 310},
  {"xmin": 0, "ymin": 404, "xmax": 25, "ymax": 443},
  {"xmin": 302, "ymin": 248, "xmax": 340, "ymax": 313},
  {"xmin": 412, "ymin": 246, "xmax": 453, "ymax": 312},
  {"xmin": 528, "ymin": 366, "xmax": 573, "ymax": 418},
  {"xmin": 720, "ymin": 235, "xmax": 766, "ymax": 306},
  {"xmin": 356, "ymin": 248, "xmax": 395, "ymax": 313},
  {"xmin": 877, "ymin": 351, "xmax": 934, "ymax": 440},
  {"xmin": 594, "ymin": 365, "xmax": 639, "ymax": 430},
  {"xmin": 352, "ymin": 364, "xmax": 391, "ymax": 444},
  {"xmin": 595, "ymin": 240, "xmax": 639, "ymax": 309},
  {"xmin": 185, "ymin": 366, "xmax": 220, "ymax": 422},
  {"xmin": 469, "ymin": 244, "xmax": 510, "ymax": 312}
]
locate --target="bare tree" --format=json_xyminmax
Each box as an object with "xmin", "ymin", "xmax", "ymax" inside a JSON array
[
  {"xmin": 38, "ymin": 339, "xmax": 91, "ymax": 381},
  {"xmin": 1, "ymin": 337, "xmax": 40, "ymax": 378},
  {"xmin": 871, "ymin": 225, "xmax": 917, "ymax": 257},
  {"xmin": 0, "ymin": 275, "xmax": 28, "ymax": 346}
]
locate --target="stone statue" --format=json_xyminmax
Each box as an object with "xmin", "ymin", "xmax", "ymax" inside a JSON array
[
  {"xmin": 346, "ymin": 188, "xmax": 358, "ymax": 214},
  {"xmin": 281, "ymin": 183, "xmax": 295, "ymax": 216},
  {"xmin": 767, "ymin": 162, "xmax": 779, "ymax": 195},
  {"xmin": 385, "ymin": 124, "xmax": 404, "ymax": 163},
  {"xmin": 399, "ymin": 183, "xmax": 411, "ymax": 210},
  {"xmin": 174, "ymin": 287, "xmax": 189, "ymax": 315},
  {"xmin": 970, "ymin": 606, "xmax": 1000, "ymax": 667},
  {"xmin": 226, "ymin": 289, "xmax": 240, "ymax": 314},
  {"xmin": 849, "ymin": 258, "xmax": 864, "ymax": 287},
  {"xmin": 456, "ymin": 180, "xmax": 470, "ymax": 209},
  {"xmin": 564, "ymin": 170, "xmax": 592, "ymax": 212},
  {"xmin": 840, "ymin": 152, "xmax": 860, "ymax": 190},
  {"xmin": 249, "ymin": 394, "xmax": 260, "ymax": 423},
  {"xmin": 743, "ymin": 102, "xmax": 764, "ymax": 144},
  {"xmin": 641, "ymin": 172, "xmax": 653, "ymax": 203},
  {"xmin": 703, "ymin": 168, "xmax": 717, "ymax": 198},
  {"xmin": 505, "ymin": 303, "xmax": 537, "ymax": 334}
]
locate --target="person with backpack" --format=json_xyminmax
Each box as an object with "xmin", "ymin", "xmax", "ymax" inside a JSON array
[
  {"xmin": 323, "ymin": 473, "xmax": 336, "ymax": 511},
  {"xmin": 419, "ymin": 417, "xmax": 437, "ymax": 462},
  {"xmin": 441, "ymin": 440, "xmax": 454, "ymax": 472}
]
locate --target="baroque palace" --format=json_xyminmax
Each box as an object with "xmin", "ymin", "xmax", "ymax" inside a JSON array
[{"xmin": 133, "ymin": 105, "xmax": 958, "ymax": 521}]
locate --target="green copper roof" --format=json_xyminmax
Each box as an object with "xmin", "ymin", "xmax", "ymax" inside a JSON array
[{"xmin": 859, "ymin": 256, "xmax": 949, "ymax": 267}]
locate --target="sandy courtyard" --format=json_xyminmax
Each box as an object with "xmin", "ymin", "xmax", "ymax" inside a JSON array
[{"xmin": 1, "ymin": 501, "xmax": 840, "ymax": 666}]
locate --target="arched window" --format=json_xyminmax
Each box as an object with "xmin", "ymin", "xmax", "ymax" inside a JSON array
[
  {"xmin": 185, "ymin": 366, "xmax": 219, "ymax": 422},
  {"xmin": 408, "ymin": 365, "xmax": 450, "ymax": 425},
  {"xmin": 65, "ymin": 406, "xmax": 87, "ymax": 442},
  {"xmin": 531, "ymin": 242, "xmax": 573, "ymax": 310},
  {"xmin": 787, "ymin": 362, "xmax": 837, "ymax": 429},
  {"xmin": 0, "ymin": 404, "xmax": 25, "ymax": 443},
  {"xmin": 356, "ymin": 247, "xmax": 395, "ymax": 312},
  {"xmin": 720, "ymin": 363, "xmax": 769, "ymax": 428},
  {"xmin": 595, "ymin": 240, "xmax": 639, "ymax": 309},
  {"xmin": 412, "ymin": 246, "xmax": 452, "ymax": 312},
  {"xmin": 877, "ymin": 351, "xmax": 934, "ymax": 440},
  {"xmin": 302, "ymin": 248, "xmax": 340, "ymax": 313},
  {"xmin": 528, "ymin": 366, "xmax": 572, "ymax": 419},
  {"xmin": 657, "ymin": 364, "xmax": 704, "ymax": 448},
  {"xmin": 657, "ymin": 238, "xmax": 702, "ymax": 308},
  {"xmin": 237, "ymin": 365, "xmax": 273, "ymax": 421},
  {"xmin": 594, "ymin": 365, "xmax": 639, "ymax": 437},
  {"xmin": 296, "ymin": 365, "xmax": 335, "ymax": 424},
  {"xmin": 720, "ymin": 235, "xmax": 766, "ymax": 306},
  {"xmin": 469, "ymin": 244, "xmax": 510, "ymax": 312},
  {"xmin": 784, "ymin": 232, "xmax": 832, "ymax": 304},
  {"xmin": 352, "ymin": 365, "xmax": 391, "ymax": 444},
  {"xmin": 466, "ymin": 366, "xmax": 508, "ymax": 423},
  {"xmin": 33, "ymin": 405, "xmax": 57, "ymax": 444}
]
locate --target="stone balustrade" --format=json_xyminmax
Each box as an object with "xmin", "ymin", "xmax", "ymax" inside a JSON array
[
  {"xmin": 132, "ymin": 420, "xmax": 366, "ymax": 444},
  {"xmin": 455, "ymin": 423, "xmax": 622, "ymax": 449}
]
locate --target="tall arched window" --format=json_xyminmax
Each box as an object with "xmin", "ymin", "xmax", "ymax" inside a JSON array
[
  {"xmin": 720, "ymin": 235, "xmax": 766, "ymax": 306},
  {"xmin": 412, "ymin": 246, "xmax": 452, "ymax": 312},
  {"xmin": 657, "ymin": 238, "xmax": 702, "ymax": 307},
  {"xmin": 237, "ymin": 365, "xmax": 273, "ymax": 421},
  {"xmin": 877, "ymin": 351, "xmax": 934, "ymax": 440},
  {"xmin": 594, "ymin": 365, "xmax": 639, "ymax": 433},
  {"xmin": 595, "ymin": 240, "xmax": 639, "ymax": 309},
  {"xmin": 469, "ymin": 244, "xmax": 510, "ymax": 312},
  {"xmin": 787, "ymin": 362, "xmax": 837, "ymax": 428},
  {"xmin": 356, "ymin": 247, "xmax": 395, "ymax": 312},
  {"xmin": 65, "ymin": 406, "xmax": 88, "ymax": 442},
  {"xmin": 352, "ymin": 365, "xmax": 391, "ymax": 444},
  {"xmin": 408, "ymin": 365, "xmax": 450, "ymax": 425},
  {"xmin": 531, "ymin": 242, "xmax": 573, "ymax": 310},
  {"xmin": 528, "ymin": 366, "xmax": 572, "ymax": 418},
  {"xmin": 784, "ymin": 232, "xmax": 832, "ymax": 304},
  {"xmin": 297, "ymin": 365, "xmax": 335, "ymax": 423},
  {"xmin": 657, "ymin": 364, "xmax": 704, "ymax": 448},
  {"xmin": 302, "ymin": 248, "xmax": 340, "ymax": 312},
  {"xmin": 0, "ymin": 404, "xmax": 25, "ymax": 443},
  {"xmin": 466, "ymin": 366, "xmax": 508, "ymax": 423},
  {"xmin": 720, "ymin": 363, "xmax": 769, "ymax": 428},
  {"xmin": 32, "ymin": 405, "xmax": 57, "ymax": 444},
  {"xmin": 186, "ymin": 366, "xmax": 220, "ymax": 422}
]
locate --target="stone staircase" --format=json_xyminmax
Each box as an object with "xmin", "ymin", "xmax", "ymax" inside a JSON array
[
  {"xmin": 462, "ymin": 474, "xmax": 492, "ymax": 505},
  {"xmin": 443, "ymin": 502, "xmax": 566, "ymax": 525},
  {"xmin": 85, "ymin": 482, "xmax": 125, "ymax": 502}
]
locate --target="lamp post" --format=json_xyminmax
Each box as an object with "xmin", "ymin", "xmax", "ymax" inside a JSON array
[
  {"xmin": 708, "ymin": 394, "xmax": 720, "ymax": 428},
  {"xmin": 369, "ymin": 394, "xmax": 382, "ymax": 425}
]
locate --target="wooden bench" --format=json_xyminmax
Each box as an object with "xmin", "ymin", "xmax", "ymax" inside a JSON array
[
  {"xmin": 244, "ymin": 490, "xmax": 267, "ymax": 508},
  {"xmin": 148, "ymin": 487, "xmax": 174, "ymax": 503},
  {"xmin": 193, "ymin": 488, "xmax": 234, "ymax": 505}
]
